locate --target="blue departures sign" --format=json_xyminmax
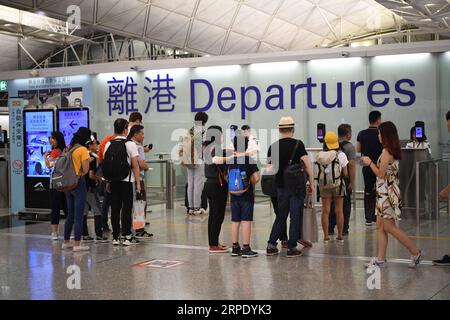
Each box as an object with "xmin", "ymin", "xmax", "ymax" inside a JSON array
[{"xmin": 106, "ymin": 74, "xmax": 416, "ymax": 120}]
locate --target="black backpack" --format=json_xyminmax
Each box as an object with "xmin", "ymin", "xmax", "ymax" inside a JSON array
[
  {"xmin": 283, "ymin": 140, "xmax": 306, "ymax": 197},
  {"xmin": 102, "ymin": 139, "xmax": 130, "ymax": 182}
]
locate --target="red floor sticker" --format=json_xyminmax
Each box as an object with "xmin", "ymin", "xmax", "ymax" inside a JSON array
[{"xmin": 134, "ymin": 259, "xmax": 187, "ymax": 269}]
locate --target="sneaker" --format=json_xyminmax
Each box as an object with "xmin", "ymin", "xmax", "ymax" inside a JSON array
[
  {"xmin": 135, "ymin": 231, "xmax": 154, "ymax": 239},
  {"xmin": 82, "ymin": 236, "xmax": 94, "ymax": 242},
  {"xmin": 61, "ymin": 242, "xmax": 73, "ymax": 249},
  {"xmin": 365, "ymin": 221, "xmax": 374, "ymax": 227},
  {"xmin": 281, "ymin": 241, "xmax": 288, "ymax": 249},
  {"xmin": 112, "ymin": 238, "xmax": 121, "ymax": 246},
  {"xmin": 51, "ymin": 232, "xmax": 58, "ymax": 241},
  {"xmin": 408, "ymin": 250, "xmax": 423, "ymax": 269},
  {"xmin": 200, "ymin": 208, "xmax": 208, "ymax": 215},
  {"xmin": 209, "ymin": 246, "xmax": 229, "ymax": 253},
  {"xmin": 187, "ymin": 208, "xmax": 194, "ymax": 215},
  {"xmin": 323, "ymin": 237, "xmax": 331, "ymax": 244},
  {"xmin": 123, "ymin": 236, "xmax": 140, "ymax": 246},
  {"xmin": 432, "ymin": 254, "xmax": 450, "ymax": 266},
  {"xmin": 287, "ymin": 248, "xmax": 303, "ymax": 258},
  {"xmin": 241, "ymin": 248, "xmax": 258, "ymax": 258},
  {"xmin": 365, "ymin": 257, "xmax": 387, "ymax": 268},
  {"xmin": 95, "ymin": 235, "xmax": 109, "ymax": 242},
  {"xmin": 192, "ymin": 208, "xmax": 202, "ymax": 215},
  {"xmin": 298, "ymin": 240, "xmax": 313, "ymax": 248},
  {"xmin": 266, "ymin": 247, "xmax": 279, "ymax": 256},
  {"xmin": 231, "ymin": 245, "xmax": 242, "ymax": 257},
  {"xmin": 73, "ymin": 245, "xmax": 90, "ymax": 252},
  {"xmin": 70, "ymin": 235, "xmax": 75, "ymax": 240}
]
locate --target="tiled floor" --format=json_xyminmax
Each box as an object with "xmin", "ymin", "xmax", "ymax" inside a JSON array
[{"xmin": 0, "ymin": 201, "xmax": 449, "ymax": 300}]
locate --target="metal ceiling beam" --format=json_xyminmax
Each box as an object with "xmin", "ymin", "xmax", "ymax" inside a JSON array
[
  {"xmin": 220, "ymin": 0, "xmax": 242, "ymax": 55},
  {"xmin": 184, "ymin": 0, "xmax": 200, "ymax": 48},
  {"xmin": 255, "ymin": 0, "xmax": 286, "ymax": 52},
  {"xmin": 316, "ymin": 5, "xmax": 339, "ymax": 41},
  {"xmin": 18, "ymin": 41, "xmax": 42, "ymax": 69}
]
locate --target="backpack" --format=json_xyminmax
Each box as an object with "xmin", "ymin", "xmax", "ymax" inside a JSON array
[
  {"xmin": 179, "ymin": 127, "xmax": 202, "ymax": 167},
  {"xmin": 102, "ymin": 139, "xmax": 130, "ymax": 182},
  {"xmin": 98, "ymin": 134, "xmax": 116, "ymax": 163},
  {"xmin": 314, "ymin": 150, "xmax": 343, "ymax": 190},
  {"xmin": 283, "ymin": 141, "xmax": 307, "ymax": 197},
  {"xmin": 228, "ymin": 167, "xmax": 250, "ymax": 196},
  {"xmin": 51, "ymin": 144, "xmax": 82, "ymax": 192}
]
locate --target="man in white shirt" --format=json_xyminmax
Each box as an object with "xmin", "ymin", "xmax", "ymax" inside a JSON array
[
  {"xmin": 128, "ymin": 112, "xmax": 151, "ymax": 153},
  {"xmin": 241, "ymin": 125, "xmax": 259, "ymax": 158},
  {"xmin": 128, "ymin": 124, "xmax": 153, "ymax": 239},
  {"xmin": 104, "ymin": 118, "xmax": 141, "ymax": 246}
]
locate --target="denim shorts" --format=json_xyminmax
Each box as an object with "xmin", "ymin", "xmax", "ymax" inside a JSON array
[{"xmin": 231, "ymin": 198, "xmax": 254, "ymax": 222}]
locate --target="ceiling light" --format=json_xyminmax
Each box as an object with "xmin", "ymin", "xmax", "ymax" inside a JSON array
[
  {"xmin": 3, "ymin": 23, "xmax": 12, "ymax": 27},
  {"xmin": 47, "ymin": 33, "xmax": 57, "ymax": 37}
]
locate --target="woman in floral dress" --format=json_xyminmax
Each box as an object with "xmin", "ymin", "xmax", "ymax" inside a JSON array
[{"xmin": 361, "ymin": 121, "xmax": 422, "ymax": 269}]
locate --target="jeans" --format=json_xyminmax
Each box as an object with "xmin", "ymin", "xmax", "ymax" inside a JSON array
[
  {"xmin": 363, "ymin": 167, "xmax": 377, "ymax": 223},
  {"xmin": 64, "ymin": 177, "xmax": 87, "ymax": 241},
  {"xmin": 101, "ymin": 181, "xmax": 111, "ymax": 229},
  {"xmin": 110, "ymin": 181, "xmax": 133, "ymax": 239},
  {"xmin": 50, "ymin": 188, "xmax": 67, "ymax": 225},
  {"xmin": 268, "ymin": 187, "xmax": 304, "ymax": 250},
  {"xmin": 270, "ymin": 196, "xmax": 288, "ymax": 242},
  {"xmin": 186, "ymin": 164, "xmax": 205, "ymax": 209},
  {"xmin": 204, "ymin": 180, "xmax": 228, "ymax": 247},
  {"xmin": 83, "ymin": 188, "xmax": 103, "ymax": 237},
  {"xmin": 329, "ymin": 190, "xmax": 352, "ymax": 233}
]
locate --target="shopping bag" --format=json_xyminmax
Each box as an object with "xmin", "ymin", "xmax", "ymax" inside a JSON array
[
  {"xmin": 133, "ymin": 199, "xmax": 146, "ymax": 230},
  {"xmin": 302, "ymin": 194, "xmax": 319, "ymax": 243}
]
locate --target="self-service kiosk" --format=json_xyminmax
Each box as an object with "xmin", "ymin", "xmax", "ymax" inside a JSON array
[{"xmin": 23, "ymin": 109, "xmax": 54, "ymax": 209}]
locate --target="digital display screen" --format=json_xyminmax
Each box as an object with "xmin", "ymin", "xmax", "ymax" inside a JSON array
[
  {"xmin": 24, "ymin": 110, "xmax": 54, "ymax": 178},
  {"xmin": 58, "ymin": 108, "xmax": 89, "ymax": 145},
  {"xmin": 415, "ymin": 126, "xmax": 423, "ymax": 139},
  {"xmin": 317, "ymin": 124, "xmax": 325, "ymax": 141},
  {"xmin": 317, "ymin": 129, "xmax": 324, "ymax": 139}
]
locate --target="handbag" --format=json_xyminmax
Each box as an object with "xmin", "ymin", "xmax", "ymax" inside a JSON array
[
  {"xmin": 261, "ymin": 174, "xmax": 277, "ymax": 197},
  {"xmin": 301, "ymin": 194, "xmax": 319, "ymax": 243},
  {"xmin": 283, "ymin": 141, "xmax": 306, "ymax": 197}
]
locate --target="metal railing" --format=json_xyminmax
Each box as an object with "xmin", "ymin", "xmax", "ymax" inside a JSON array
[{"xmin": 145, "ymin": 158, "xmax": 174, "ymax": 209}]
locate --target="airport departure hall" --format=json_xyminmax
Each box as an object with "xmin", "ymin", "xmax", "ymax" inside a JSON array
[{"xmin": 0, "ymin": 0, "xmax": 449, "ymax": 306}]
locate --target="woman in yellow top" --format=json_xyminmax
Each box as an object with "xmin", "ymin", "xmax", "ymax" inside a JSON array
[{"xmin": 62, "ymin": 127, "xmax": 93, "ymax": 252}]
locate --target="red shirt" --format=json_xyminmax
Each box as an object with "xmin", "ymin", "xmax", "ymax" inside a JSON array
[{"xmin": 98, "ymin": 134, "xmax": 117, "ymax": 163}]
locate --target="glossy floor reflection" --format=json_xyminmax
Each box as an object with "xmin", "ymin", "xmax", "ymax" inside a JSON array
[{"xmin": 0, "ymin": 200, "xmax": 449, "ymax": 300}]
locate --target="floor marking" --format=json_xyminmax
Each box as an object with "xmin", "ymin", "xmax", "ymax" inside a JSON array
[{"xmin": 0, "ymin": 232, "xmax": 438, "ymax": 265}]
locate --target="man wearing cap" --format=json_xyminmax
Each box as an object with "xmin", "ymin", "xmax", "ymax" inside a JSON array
[{"xmin": 265, "ymin": 117, "xmax": 314, "ymax": 257}]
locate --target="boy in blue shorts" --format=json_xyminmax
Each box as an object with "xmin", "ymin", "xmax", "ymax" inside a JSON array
[{"xmin": 229, "ymin": 135, "xmax": 260, "ymax": 258}]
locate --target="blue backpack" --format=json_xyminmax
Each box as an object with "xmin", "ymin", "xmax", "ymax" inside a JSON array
[{"xmin": 228, "ymin": 168, "xmax": 250, "ymax": 196}]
